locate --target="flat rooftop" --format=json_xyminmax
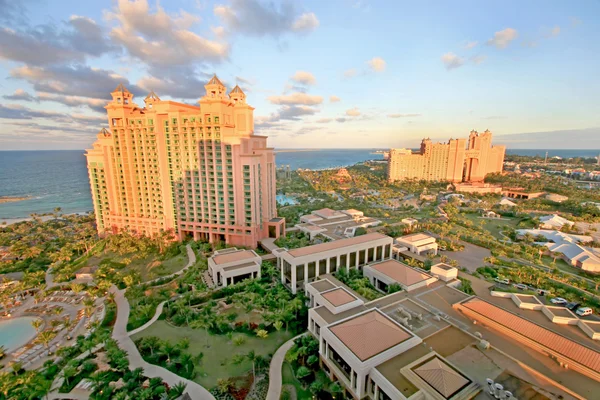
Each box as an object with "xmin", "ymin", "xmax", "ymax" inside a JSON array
[
  {"xmin": 544, "ymin": 306, "xmax": 577, "ymax": 318},
  {"xmin": 514, "ymin": 294, "xmax": 542, "ymax": 304},
  {"xmin": 581, "ymin": 320, "xmax": 600, "ymax": 334},
  {"xmin": 398, "ymin": 233, "xmax": 434, "ymax": 243},
  {"xmin": 286, "ymin": 232, "xmax": 389, "ymax": 258},
  {"xmin": 459, "ymin": 297, "xmax": 600, "ymax": 372},
  {"xmin": 222, "ymin": 261, "xmax": 259, "ymax": 272},
  {"xmin": 375, "ymin": 345, "xmax": 428, "ymax": 397},
  {"xmin": 433, "ymin": 263, "xmax": 454, "ymax": 271},
  {"xmin": 321, "ymin": 288, "xmax": 358, "ymax": 307},
  {"xmin": 212, "ymin": 249, "xmax": 257, "ymax": 265},
  {"xmin": 329, "ymin": 310, "xmax": 412, "ymax": 361},
  {"xmin": 308, "ymin": 279, "xmax": 337, "ymax": 293},
  {"xmin": 369, "ymin": 259, "xmax": 433, "ymax": 287}
]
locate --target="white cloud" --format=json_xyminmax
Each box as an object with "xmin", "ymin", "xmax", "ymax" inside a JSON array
[
  {"xmin": 441, "ymin": 52, "xmax": 464, "ymax": 70},
  {"xmin": 268, "ymin": 92, "xmax": 323, "ymax": 105},
  {"xmin": 329, "ymin": 95, "xmax": 341, "ymax": 103},
  {"xmin": 107, "ymin": 0, "xmax": 229, "ymax": 66},
  {"xmin": 292, "ymin": 13, "xmax": 319, "ymax": 33},
  {"xmin": 344, "ymin": 69, "xmax": 357, "ymax": 78},
  {"xmin": 291, "ymin": 71, "xmax": 316, "ymax": 85},
  {"xmin": 486, "ymin": 28, "xmax": 518, "ymax": 49},
  {"xmin": 550, "ymin": 25, "xmax": 560, "ymax": 37},
  {"xmin": 367, "ymin": 57, "xmax": 386, "ymax": 72},
  {"xmin": 316, "ymin": 118, "xmax": 332, "ymax": 123},
  {"xmin": 346, "ymin": 107, "xmax": 361, "ymax": 117},
  {"xmin": 388, "ymin": 113, "xmax": 421, "ymax": 118},
  {"xmin": 471, "ymin": 55, "xmax": 487, "ymax": 65},
  {"xmin": 465, "ymin": 41, "xmax": 478, "ymax": 49},
  {"xmin": 214, "ymin": 0, "xmax": 318, "ymax": 37}
]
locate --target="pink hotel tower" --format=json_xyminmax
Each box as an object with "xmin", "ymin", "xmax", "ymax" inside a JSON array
[{"xmin": 85, "ymin": 75, "xmax": 285, "ymax": 248}]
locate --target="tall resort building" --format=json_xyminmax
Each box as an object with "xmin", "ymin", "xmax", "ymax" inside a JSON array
[
  {"xmin": 387, "ymin": 130, "xmax": 505, "ymax": 183},
  {"xmin": 85, "ymin": 76, "xmax": 285, "ymax": 248}
]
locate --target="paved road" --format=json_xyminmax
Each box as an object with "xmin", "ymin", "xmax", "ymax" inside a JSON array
[
  {"xmin": 266, "ymin": 334, "xmax": 304, "ymax": 400},
  {"xmin": 111, "ymin": 287, "xmax": 214, "ymax": 399}
]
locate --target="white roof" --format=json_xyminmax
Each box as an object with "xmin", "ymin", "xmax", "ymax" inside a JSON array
[
  {"xmin": 539, "ymin": 214, "xmax": 574, "ymax": 228},
  {"xmin": 498, "ymin": 198, "xmax": 516, "ymax": 206}
]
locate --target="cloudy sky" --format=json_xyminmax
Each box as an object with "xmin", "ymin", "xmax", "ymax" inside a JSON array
[{"xmin": 1, "ymin": 0, "xmax": 599, "ymax": 150}]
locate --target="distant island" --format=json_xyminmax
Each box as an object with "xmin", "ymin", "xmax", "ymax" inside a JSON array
[{"xmin": 0, "ymin": 195, "xmax": 31, "ymax": 204}]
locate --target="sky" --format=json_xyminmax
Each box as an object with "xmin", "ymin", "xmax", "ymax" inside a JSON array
[{"xmin": 0, "ymin": 0, "xmax": 599, "ymax": 150}]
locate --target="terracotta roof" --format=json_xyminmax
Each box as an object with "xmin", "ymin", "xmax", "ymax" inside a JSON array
[
  {"xmin": 461, "ymin": 298, "xmax": 600, "ymax": 372},
  {"xmin": 212, "ymin": 250, "xmax": 257, "ymax": 265},
  {"xmin": 309, "ymin": 279, "xmax": 337, "ymax": 293},
  {"xmin": 370, "ymin": 259, "xmax": 432, "ymax": 286},
  {"xmin": 414, "ymin": 357, "xmax": 469, "ymax": 398},
  {"xmin": 287, "ymin": 232, "xmax": 390, "ymax": 258},
  {"xmin": 112, "ymin": 83, "xmax": 130, "ymax": 93},
  {"xmin": 330, "ymin": 310, "xmax": 411, "ymax": 361},
  {"xmin": 321, "ymin": 288, "xmax": 357, "ymax": 307}
]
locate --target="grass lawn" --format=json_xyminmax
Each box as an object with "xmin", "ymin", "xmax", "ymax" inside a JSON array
[
  {"xmin": 462, "ymin": 214, "xmax": 520, "ymax": 240},
  {"xmin": 281, "ymin": 361, "xmax": 312, "ymax": 399},
  {"xmin": 219, "ymin": 305, "xmax": 264, "ymax": 325},
  {"xmin": 131, "ymin": 320, "xmax": 292, "ymax": 389},
  {"xmin": 86, "ymin": 250, "xmax": 188, "ymax": 282},
  {"xmin": 540, "ymin": 255, "xmax": 595, "ymax": 278}
]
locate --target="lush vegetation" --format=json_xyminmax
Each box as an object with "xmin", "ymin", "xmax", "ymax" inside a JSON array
[
  {"xmin": 274, "ymin": 231, "xmax": 311, "ymax": 250},
  {"xmin": 335, "ymin": 268, "xmax": 382, "ymax": 300}
]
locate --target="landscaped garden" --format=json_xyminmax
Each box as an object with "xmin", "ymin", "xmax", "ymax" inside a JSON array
[
  {"xmin": 131, "ymin": 274, "xmax": 308, "ymax": 394},
  {"xmin": 334, "ymin": 268, "xmax": 382, "ymax": 300}
]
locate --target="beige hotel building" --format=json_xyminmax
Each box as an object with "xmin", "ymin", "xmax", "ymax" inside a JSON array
[
  {"xmin": 85, "ymin": 76, "xmax": 285, "ymax": 248},
  {"xmin": 388, "ymin": 130, "xmax": 506, "ymax": 183}
]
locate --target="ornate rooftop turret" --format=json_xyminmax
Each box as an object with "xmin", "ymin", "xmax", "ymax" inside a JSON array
[
  {"xmin": 144, "ymin": 91, "xmax": 160, "ymax": 109},
  {"xmin": 204, "ymin": 74, "xmax": 226, "ymax": 99},
  {"xmin": 229, "ymin": 84, "xmax": 246, "ymax": 104},
  {"xmin": 110, "ymin": 84, "xmax": 133, "ymax": 107}
]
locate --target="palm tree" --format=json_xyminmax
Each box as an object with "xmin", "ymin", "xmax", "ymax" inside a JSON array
[
  {"xmin": 62, "ymin": 365, "xmax": 77, "ymax": 388},
  {"xmin": 216, "ymin": 378, "xmax": 233, "ymax": 394},
  {"xmin": 36, "ymin": 331, "xmax": 57, "ymax": 353},
  {"xmin": 169, "ymin": 382, "xmax": 187, "ymax": 399},
  {"xmin": 161, "ymin": 341, "xmax": 176, "ymax": 365},
  {"xmin": 70, "ymin": 283, "xmax": 85, "ymax": 295},
  {"xmin": 10, "ymin": 361, "xmax": 22, "ymax": 376},
  {"xmin": 247, "ymin": 350, "xmax": 257, "ymax": 381},
  {"xmin": 142, "ymin": 336, "xmax": 161, "ymax": 356},
  {"xmin": 31, "ymin": 318, "xmax": 43, "ymax": 333},
  {"xmin": 178, "ymin": 353, "xmax": 194, "ymax": 377}
]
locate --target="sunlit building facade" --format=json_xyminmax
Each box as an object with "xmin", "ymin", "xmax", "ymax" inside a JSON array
[
  {"xmin": 387, "ymin": 130, "xmax": 505, "ymax": 183},
  {"xmin": 86, "ymin": 76, "xmax": 284, "ymax": 248}
]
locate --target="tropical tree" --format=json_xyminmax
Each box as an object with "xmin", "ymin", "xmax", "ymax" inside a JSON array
[
  {"xmin": 169, "ymin": 382, "xmax": 187, "ymax": 399},
  {"xmin": 216, "ymin": 378, "xmax": 233, "ymax": 394},
  {"xmin": 36, "ymin": 331, "xmax": 57, "ymax": 353},
  {"xmin": 31, "ymin": 318, "xmax": 43, "ymax": 333},
  {"xmin": 256, "ymin": 329, "xmax": 269, "ymax": 339},
  {"xmin": 246, "ymin": 350, "xmax": 258, "ymax": 380}
]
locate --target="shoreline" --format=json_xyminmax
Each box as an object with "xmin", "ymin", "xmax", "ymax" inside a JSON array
[{"xmin": 0, "ymin": 212, "xmax": 91, "ymax": 227}]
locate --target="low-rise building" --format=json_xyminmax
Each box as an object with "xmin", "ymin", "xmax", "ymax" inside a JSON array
[
  {"xmin": 295, "ymin": 208, "xmax": 381, "ymax": 240},
  {"xmin": 208, "ymin": 248, "xmax": 262, "ymax": 287},
  {"xmin": 401, "ymin": 218, "xmax": 418, "ymax": 227},
  {"xmin": 539, "ymin": 214, "xmax": 574, "ymax": 230},
  {"xmin": 497, "ymin": 197, "xmax": 516, "ymax": 207},
  {"xmin": 502, "ymin": 188, "xmax": 545, "ymax": 200},
  {"xmin": 395, "ymin": 233, "xmax": 438, "ymax": 256},
  {"xmin": 75, "ymin": 266, "xmax": 97, "ymax": 280},
  {"xmin": 277, "ymin": 233, "xmax": 393, "ymax": 293},
  {"xmin": 364, "ymin": 259, "xmax": 437, "ymax": 292},
  {"xmin": 453, "ymin": 182, "xmax": 502, "ymax": 194},
  {"xmin": 430, "ymin": 263, "xmax": 458, "ymax": 282}
]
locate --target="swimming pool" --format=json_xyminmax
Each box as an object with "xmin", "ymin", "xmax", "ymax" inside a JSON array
[
  {"xmin": 276, "ymin": 194, "xmax": 299, "ymax": 206},
  {"xmin": 0, "ymin": 316, "xmax": 39, "ymax": 353}
]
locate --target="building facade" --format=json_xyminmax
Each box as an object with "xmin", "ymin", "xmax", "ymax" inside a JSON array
[
  {"xmin": 85, "ymin": 76, "xmax": 284, "ymax": 247},
  {"xmin": 387, "ymin": 130, "xmax": 505, "ymax": 183}
]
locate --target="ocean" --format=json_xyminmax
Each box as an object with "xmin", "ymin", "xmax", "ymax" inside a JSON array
[{"xmin": 0, "ymin": 148, "xmax": 598, "ymax": 219}]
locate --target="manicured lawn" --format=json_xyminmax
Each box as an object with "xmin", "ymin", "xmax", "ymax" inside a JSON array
[
  {"xmin": 281, "ymin": 361, "xmax": 312, "ymax": 399},
  {"xmin": 540, "ymin": 255, "xmax": 592, "ymax": 278},
  {"xmin": 463, "ymin": 214, "xmax": 520, "ymax": 240},
  {"xmin": 87, "ymin": 250, "xmax": 188, "ymax": 282},
  {"xmin": 131, "ymin": 320, "xmax": 292, "ymax": 389}
]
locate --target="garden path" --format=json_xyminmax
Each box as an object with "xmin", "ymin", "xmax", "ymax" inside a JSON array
[
  {"xmin": 143, "ymin": 244, "xmax": 196, "ymax": 285},
  {"xmin": 111, "ymin": 286, "xmax": 215, "ymax": 400},
  {"xmin": 266, "ymin": 333, "xmax": 304, "ymax": 400},
  {"xmin": 127, "ymin": 300, "xmax": 167, "ymax": 336}
]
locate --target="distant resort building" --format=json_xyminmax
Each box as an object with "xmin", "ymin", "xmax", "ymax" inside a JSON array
[
  {"xmin": 545, "ymin": 193, "xmax": 569, "ymax": 203},
  {"xmin": 364, "ymin": 259, "xmax": 437, "ymax": 292},
  {"xmin": 501, "ymin": 188, "xmax": 545, "ymax": 200},
  {"xmin": 497, "ymin": 197, "xmax": 517, "ymax": 207},
  {"xmin": 295, "ymin": 208, "xmax": 382, "ymax": 240},
  {"xmin": 387, "ymin": 130, "xmax": 505, "ymax": 183},
  {"xmin": 539, "ymin": 214, "xmax": 574, "ymax": 230},
  {"xmin": 453, "ymin": 182, "xmax": 502, "ymax": 194},
  {"xmin": 208, "ymin": 248, "xmax": 262, "ymax": 287},
  {"xmin": 334, "ymin": 168, "xmax": 352, "ymax": 183}
]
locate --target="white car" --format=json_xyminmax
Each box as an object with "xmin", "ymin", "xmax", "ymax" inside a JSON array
[
  {"xmin": 550, "ymin": 297, "xmax": 568, "ymax": 305},
  {"xmin": 576, "ymin": 307, "xmax": 593, "ymax": 317}
]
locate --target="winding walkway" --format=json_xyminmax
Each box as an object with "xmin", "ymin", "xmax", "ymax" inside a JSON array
[
  {"xmin": 144, "ymin": 244, "xmax": 196, "ymax": 286},
  {"xmin": 127, "ymin": 301, "xmax": 167, "ymax": 336},
  {"xmin": 266, "ymin": 334, "xmax": 304, "ymax": 400},
  {"xmin": 111, "ymin": 286, "xmax": 214, "ymax": 399}
]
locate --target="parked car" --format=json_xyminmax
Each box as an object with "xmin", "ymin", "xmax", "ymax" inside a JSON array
[
  {"xmin": 550, "ymin": 297, "xmax": 568, "ymax": 305},
  {"xmin": 566, "ymin": 302, "xmax": 581, "ymax": 311},
  {"xmin": 537, "ymin": 289, "xmax": 551, "ymax": 296},
  {"xmin": 576, "ymin": 307, "xmax": 593, "ymax": 317},
  {"xmin": 513, "ymin": 283, "xmax": 528, "ymax": 291},
  {"xmin": 494, "ymin": 278, "xmax": 510, "ymax": 285}
]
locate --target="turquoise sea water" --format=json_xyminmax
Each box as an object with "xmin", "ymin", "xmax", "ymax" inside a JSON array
[
  {"xmin": 1, "ymin": 149, "xmax": 599, "ymax": 219},
  {"xmin": 0, "ymin": 316, "xmax": 38, "ymax": 352}
]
